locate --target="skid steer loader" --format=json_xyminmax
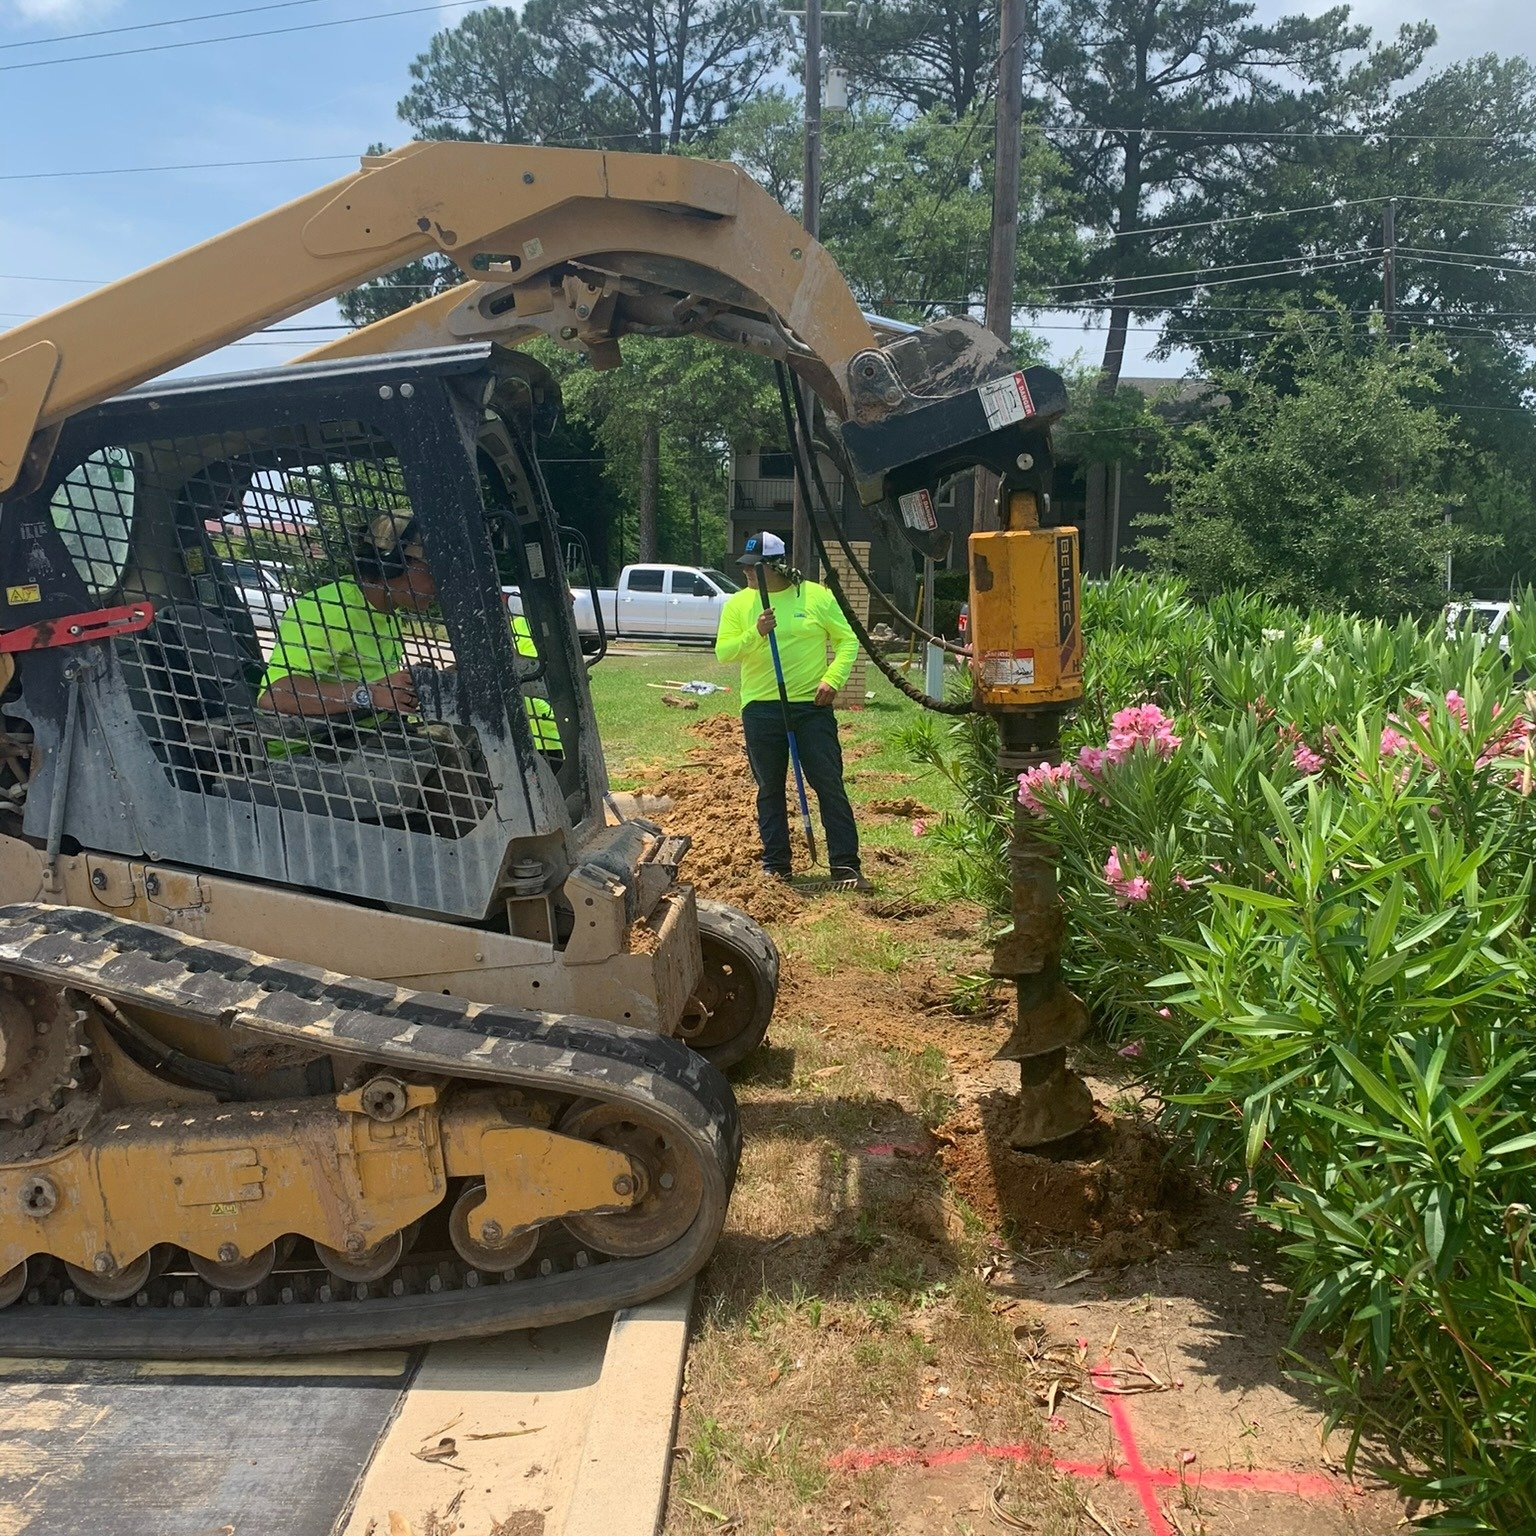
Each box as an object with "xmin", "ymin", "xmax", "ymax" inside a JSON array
[{"xmin": 0, "ymin": 143, "xmax": 1069, "ymax": 1355}]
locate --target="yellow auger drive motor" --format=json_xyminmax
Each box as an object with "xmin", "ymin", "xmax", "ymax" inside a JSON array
[{"xmin": 0, "ymin": 143, "xmax": 1069, "ymax": 1354}]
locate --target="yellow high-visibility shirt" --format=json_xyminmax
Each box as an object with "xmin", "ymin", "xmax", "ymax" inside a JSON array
[
  {"xmin": 261, "ymin": 579, "xmax": 403, "ymax": 693},
  {"xmin": 512, "ymin": 613, "xmax": 561, "ymax": 753},
  {"xmin": 714, "ymin": 579, "xmax": 857, "ymax": 705}
]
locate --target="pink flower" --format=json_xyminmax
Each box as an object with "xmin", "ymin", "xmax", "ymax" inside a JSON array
[
  {"xmin": 1104, "ymin": 846, "xmax": 1153, "ymax": 905},
  {"xmin": 1118, "ymin": 1040, "xmax": 1146, "ymax": 1058},
  {"xmin": 1157, "ymin": 1007, "xmax": 1172, "ymax": 1020},
  {"xmin": 1173, "ymin": 873, "xmax": 1193, "ymax": 891},
  {"xmin": 1016, "ymin": 761, "xmax": 1075, "ymax": 814},
  {"xmin": 1106, "ymin": 703, "xmax": 1181, "ymax": 761},
  {"xmin": 1292, "ymin": 742, "xmax": 1326, "ymax": 775},
  {"xmin": 1379, "ymin": 726, "xmax": 1408, "ymax": 758},
  {"xmin": 910, "ymin": 818, "xmax": 928, "ymax": 838},
  {"xmin": 1446, "ymin": 690, "xmax": 1468, "ymax": 726},
  {"xmin": 1075, "ymin": 746, "xmax": 1109, "ymax": 778}
]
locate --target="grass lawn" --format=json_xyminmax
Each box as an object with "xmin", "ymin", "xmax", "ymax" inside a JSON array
[{"xmin": 586, "ymin": 649, "xmax": 1077, "ymax": 1535}]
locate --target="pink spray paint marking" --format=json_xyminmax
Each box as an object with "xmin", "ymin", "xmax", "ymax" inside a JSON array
[{"xmin": 1092, "ymin": 1365, "xmax": 1176, "ymax": 1536}]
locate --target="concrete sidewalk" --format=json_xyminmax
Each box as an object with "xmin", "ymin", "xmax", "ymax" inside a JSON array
[{"xmin": 341, "ymin": 1284, "xmax": 694, "ymax": 1536}]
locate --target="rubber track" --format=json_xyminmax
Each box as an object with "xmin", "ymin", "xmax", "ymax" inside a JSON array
[{"xmin": 0, "ymin": 903, "xmax": 740, "ymax": 1358}]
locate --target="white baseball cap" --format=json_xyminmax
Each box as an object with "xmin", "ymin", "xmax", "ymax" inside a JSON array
[{"xmin": 737, "ymin": 531, "xmax": 787, "ymax": 566}]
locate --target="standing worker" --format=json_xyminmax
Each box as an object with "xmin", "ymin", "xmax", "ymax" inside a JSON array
[{"xmin": 715, "ymin": 532, "xmax": 870, "ymax": 891}]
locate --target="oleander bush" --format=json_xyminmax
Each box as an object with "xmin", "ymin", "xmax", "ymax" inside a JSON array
[{"xmin": 904, "ymin": 573, "xmax": 1536, "ymax": 1531}]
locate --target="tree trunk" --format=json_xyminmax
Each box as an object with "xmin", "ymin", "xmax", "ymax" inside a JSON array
[
  {"xmin": 689, "ymin": 483, "xmax": 702, "ymax": 564},
  {"xmin": 637, "ymin": 422, "xmax": 661, "ymax": 561},
  {"xmin": 1083, "ymin": 113, "xmax": 1143, "ymax": 579},
  {"xmin": 1082, "ymin": 298, "xmax": 1132, "ymax": 578}
]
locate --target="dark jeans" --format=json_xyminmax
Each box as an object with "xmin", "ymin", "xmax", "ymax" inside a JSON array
[{"xmin": 741, "ymin": 700, "xmax": 861, "ymax": 874}]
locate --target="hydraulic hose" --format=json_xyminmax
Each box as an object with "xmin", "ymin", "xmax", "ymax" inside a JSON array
[
  {"xmin": 773, "ymin": 365, "xmax": 976, "ymax": 717},
  {"xmin": 779, "ymin": 367, "xmax": 970, "ymax": 658}
]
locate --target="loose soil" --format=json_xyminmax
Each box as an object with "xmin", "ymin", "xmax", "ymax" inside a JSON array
[
  {"xmin": 631, "ymin": 713, "xmax": 809, "ymax": 922},
  {"xmin": 937, "ymin": 1103, "xmax": 1199, "ymax": 1268},
  {"xmin": 655, "ymin": 717, "xmax": 1409, "ymax": 1536}
]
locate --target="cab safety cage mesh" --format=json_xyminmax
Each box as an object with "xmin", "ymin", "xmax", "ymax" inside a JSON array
[{"xmin": 42, "ymin": 418, "xmax": 554, "ymax": 841}]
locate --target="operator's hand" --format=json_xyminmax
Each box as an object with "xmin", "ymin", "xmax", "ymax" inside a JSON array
[
  {"xmin": 814, "ymin": 682, "xmax": 837, "ymax": 707},
  {"xmin": 368, "ymin": 670, "xmax": 419, "ymax": 713},
  {"xmin": 756, "ymin": 609, "xmax": 777, "ymax": 636}
]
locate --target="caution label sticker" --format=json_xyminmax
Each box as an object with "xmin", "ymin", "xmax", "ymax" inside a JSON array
[
  {"xmin": 981, "ymin": 649, "xmax": 1035, "ymax": 686},
  {"xmin": 6, "ymin": 584, "xmax": 40, "ymax": 606},
  {"xmin": 977, "ymin": 371, "xmax": 1036, "ymax": 431},
  {"xmin": 898, "ymin": 488, "xmax": 938, "ymax": 531}
]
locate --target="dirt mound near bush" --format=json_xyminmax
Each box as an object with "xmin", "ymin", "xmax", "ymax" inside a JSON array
[
  {"xmin": 937, "ymin": 1098, "xmax": 1198, "ymax": 1267},
  {"xmin": 864, "ymin": 796, "xmax": 932, "ymax": 819}
]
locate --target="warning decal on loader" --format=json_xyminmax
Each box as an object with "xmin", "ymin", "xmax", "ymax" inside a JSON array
[
  {"xmin": 898, "ymin": 488, "xmax": 938, "ymax": 531},
  {"xmin": 977, "ymin": 372, "xmax": 1036, "ymax": 431},
  {"xmin": 981, "ymin": 649, "xmax": 1035, "ymax": 686}
]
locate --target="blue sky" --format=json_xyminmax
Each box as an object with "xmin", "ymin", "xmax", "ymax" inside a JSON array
[{"xmin": 0, "ymin": 0, "xmax": 1523, "ymax": 384}]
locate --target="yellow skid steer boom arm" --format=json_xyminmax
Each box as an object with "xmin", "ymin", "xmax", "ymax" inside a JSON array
[{"xmin": 0, "ymin": 141, "xmax": 1065, "ymax": 508}]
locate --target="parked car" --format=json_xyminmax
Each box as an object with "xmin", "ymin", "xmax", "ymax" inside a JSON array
[
  {"xmin": 506, "ymin": 564, "xmax": 741, "ymax": 651},
  {"xmin": 1445, "ymin": 599, "xmax": 1513, "ymax": 653},
  {"xmin": 221, "ymin": 558, "xmax": 291, "ymax": 630}
]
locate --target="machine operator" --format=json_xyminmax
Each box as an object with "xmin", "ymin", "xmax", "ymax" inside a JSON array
[{"xmin": 255, "ymin": 509, "xmax": 429, "ymax": 724}]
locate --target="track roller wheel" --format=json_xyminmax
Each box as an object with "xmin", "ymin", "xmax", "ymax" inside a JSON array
[
  {"xmin": 448, "ymin": 1182, "xmax": 540, "ymax": 1273},
  {"xmin": 559, "ymin": 1101, "xmax": 702, "ymax": 1258},
  {"xmin": 65, "ymin": 1251, "xmax": 153, "ymax": 1302},
  {"xmin": 191, "ymin": 1241, "xmax": 280, "ymax": 1292},
  {"xmin": 0, "ymin": 1260, "xmax": 25, "ymax": 1308},
  {"xmin": 676, "ymin": 899, "xmax": 778, "ymax": 1072},
  {"xmin": 315, "ymin": 1232, "xmax": 405, "ymax": 1285}
]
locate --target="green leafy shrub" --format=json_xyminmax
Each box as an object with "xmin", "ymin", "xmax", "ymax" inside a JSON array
[{"xmin": 907, "ymin": 574, "xmax": 1536, "ymax": 1530}]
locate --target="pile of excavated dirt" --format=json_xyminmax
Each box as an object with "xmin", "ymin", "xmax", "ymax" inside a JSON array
[
  {"xmin": 937, "ymin": 1099, "xmax": 1199, "ymax": 1267},
  {"xmin": 635, "ymin": 713, "xmax": 808, "ymax": 923},
  {"xmin": 863, "ymin": 796, "xmax": 933, "ymax": 819}
]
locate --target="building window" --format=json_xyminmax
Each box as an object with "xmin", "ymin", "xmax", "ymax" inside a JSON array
[{"xmin": 758, "ymin": 451, "xmax": 795, "ymax": 480}]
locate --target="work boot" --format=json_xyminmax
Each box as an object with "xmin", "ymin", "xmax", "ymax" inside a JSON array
[{"xmin": 828, "ymin": 867, "xmax": 873, "ymax": 893}]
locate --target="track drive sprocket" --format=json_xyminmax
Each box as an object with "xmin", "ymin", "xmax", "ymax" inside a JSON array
[{"xmin": 0, "ymin": 981, "xmax": 84, "ymax": 1123}]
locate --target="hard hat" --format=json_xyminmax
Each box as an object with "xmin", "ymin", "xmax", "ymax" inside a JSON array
[
  {"xmin": 356, "ymin": 507, "xmax": 425, "ymax": 577},
  {"xmin": 737, "ymin": 531, "xmax": 787, "ymax": 567}
]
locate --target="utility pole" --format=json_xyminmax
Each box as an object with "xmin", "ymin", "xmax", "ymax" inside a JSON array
[
  {"xmin": 789, "ymin": 0, "xmax": 824, "ymax": 578},
  {"xmin": 975, "ymin": 0, "xmax": 1027, "ymax": 534},
  {"xmin": 1383, "ymin": 197, "xmax": 1397, "ymax": 338}
]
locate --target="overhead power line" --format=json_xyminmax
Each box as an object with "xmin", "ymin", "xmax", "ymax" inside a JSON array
[
  {"xmin": 1106, "ymin": 197, "xmax": 1391, "ymax": 241},
  {"xmin": 1035, "ymin": 246, "xmax": 1377, "ymax": 295},
  {"xmin": 0, "ymin": 0, "xmax": 327, "ymax": 51},
  {"xmin": 1398, "ymin": 249, "xmax": 1536, "ymax": 275},
  {"xmin": 1039, "ymin": 119, "xmax": 1536, "ymax": 145},
  {"xmin": 0, "ymin": 0, "xmax": 482, "ymax": 73},
  {"xmin": 0, "ymin": 154, "xmax": 357, "ymax": 184}
]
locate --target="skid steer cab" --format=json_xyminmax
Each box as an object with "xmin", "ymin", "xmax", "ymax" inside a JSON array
[{"xmin": 0, "ymin": 344, "xmax": 775, "ymax": 1072}]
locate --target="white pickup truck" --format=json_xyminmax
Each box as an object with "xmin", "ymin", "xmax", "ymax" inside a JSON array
[{"xmin": 575, "ymin": 564, "xmax": 745, "ymax": 648}]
